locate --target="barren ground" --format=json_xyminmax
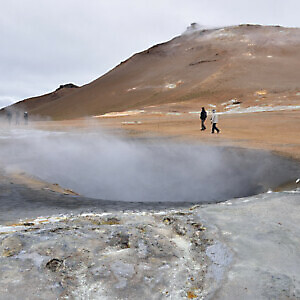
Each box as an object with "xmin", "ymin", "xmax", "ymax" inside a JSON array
[
  {"xmin": 0, "ymin": 108, "xmax": 300, "ymax": 299},
  {"xmin": 34, "ymin": 108, "xmax": 300, "ymax": 161}
]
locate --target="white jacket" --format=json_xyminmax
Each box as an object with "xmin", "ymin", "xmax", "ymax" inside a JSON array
[{"xmin": 211, "ymin": 112, "xmax": 218, "ymax": 123}]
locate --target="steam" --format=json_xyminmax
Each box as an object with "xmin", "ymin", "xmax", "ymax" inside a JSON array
[
  {"xmin": 0, "ymin": 127, "xmax": 299, "ymax": 203},
  {"xmin": 0, "ymin": 107, "xmax": 52, "ymax": 124}
]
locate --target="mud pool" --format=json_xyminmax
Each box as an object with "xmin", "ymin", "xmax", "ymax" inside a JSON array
[{"xmin": 0, "ymin": 128, "xmax": 299, "ymax": 204}]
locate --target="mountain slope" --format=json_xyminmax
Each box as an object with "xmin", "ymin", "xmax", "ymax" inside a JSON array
[
  {"xmin": 6, "ymin": 25, "xmax": 300, "ymax": 120},
  {"xmin": 1, "ymin": 84, "xmax": 79, "ymax": 118}
]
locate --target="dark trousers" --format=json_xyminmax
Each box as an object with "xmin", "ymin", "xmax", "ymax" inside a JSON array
[
  {"xmin": 212, "ymin": 123, "xmax": 220, "ymax": 133},
  {"xmin": 201, "ymin": 119, "xmax": 206, "ymax": 130}
]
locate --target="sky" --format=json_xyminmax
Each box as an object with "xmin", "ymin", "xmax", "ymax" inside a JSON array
[{"xmin": 1, "ymin": 0, "xmax": 300, "ymax": 108}]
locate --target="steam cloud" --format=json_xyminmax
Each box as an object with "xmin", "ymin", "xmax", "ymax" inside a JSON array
[{"xmin": 0, "ymin": 127, "xmax": 299, "ymax": 203}]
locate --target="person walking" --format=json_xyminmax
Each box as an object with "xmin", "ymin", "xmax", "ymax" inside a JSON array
[
  {"xmin": 200, "ymin": 107, "xmax": 207, "ymax": 131},
  {"xmin": 24, "ymin": 112, "xmax": 28, "ymax": 125},
  {"xmin": 211, "ymin": 109, "xmax": 220, "ymax": 134},
  {"xmin": 6, "ymin": 111, "xmax": 12, "ymax": 125}
]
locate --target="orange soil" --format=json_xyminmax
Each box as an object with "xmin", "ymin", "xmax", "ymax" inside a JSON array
[{"xmin": 33, "ymin": 109, "xmax": 300, "ymax": 161}]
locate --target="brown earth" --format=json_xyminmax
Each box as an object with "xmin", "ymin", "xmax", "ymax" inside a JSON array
[
  {"xmin": 1, "ymin": 84, "xmax": 79, "ymax": 118},
  {"xmin": 32, "ymin": 107, "xmax": 300, "ymax": 161},
  {"xmin": 3, "ymin": 24, "xmax": 300, "ymax": 120}
]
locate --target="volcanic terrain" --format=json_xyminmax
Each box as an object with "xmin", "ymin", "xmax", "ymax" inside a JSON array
[
  {"xmin": 4, "ymin": 24, "xmax": 300, "ymax": 120},
  {"xmin": 1, "ymin": 24, "xmax": 300, "ymax": 299}
]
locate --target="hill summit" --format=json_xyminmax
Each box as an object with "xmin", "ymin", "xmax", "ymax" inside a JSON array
[{"xmin": 4, "ymin": 24, "xmax": 300, "ymax": 120}]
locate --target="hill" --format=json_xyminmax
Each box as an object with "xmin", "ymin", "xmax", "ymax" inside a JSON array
[
  {"xmin": 4, "ymin": 24, "xmax": 300, "ymax": 120},
  {"xmin": 0, "ymin": 84, "xmax": 79, "ymax": 118}
]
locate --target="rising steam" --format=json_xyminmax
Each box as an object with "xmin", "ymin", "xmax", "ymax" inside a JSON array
[{"xmin": 0, "ymin": 127, "xmax": 299, "ymax": 203}]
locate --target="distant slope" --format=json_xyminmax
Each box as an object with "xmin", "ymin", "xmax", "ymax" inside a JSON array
[
  {"xmin": 0, "ymin": 84, "xmax": 79, "ymax": 117},
  {"xmin": 5, "ymin": 25, "xmax": 300, "ymax": 120}
]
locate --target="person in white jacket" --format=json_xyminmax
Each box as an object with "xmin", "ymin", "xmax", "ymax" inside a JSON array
[{"xmin": 211, "ymin": 109, "xmax": 220, "ymax": 134}]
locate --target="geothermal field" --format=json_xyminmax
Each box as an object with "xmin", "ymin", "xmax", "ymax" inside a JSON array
[{"xmin": 1, "ymin": 24, "xmax": 300, "ymax": 299}]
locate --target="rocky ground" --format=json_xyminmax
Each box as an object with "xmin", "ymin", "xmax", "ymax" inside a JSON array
[
  {"xmin": 0, "ymin": 174, "xmax": 299, "ymax": 299},
  {"xmin": 0, "ymin": 207, "xmax": 216, "ymax": 299}
]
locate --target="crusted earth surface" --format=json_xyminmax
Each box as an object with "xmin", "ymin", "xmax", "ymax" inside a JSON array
[
  {"xmin": 0, "ymin": 186, "xmax": 300, "ymax": 299},
  {"xmin": 0, "ymin": 208, "xmax": 222, "ymax": 299}
]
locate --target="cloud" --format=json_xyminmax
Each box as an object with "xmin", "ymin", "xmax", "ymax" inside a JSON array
[{"xmin": 1, "ymin": 0, "xmax": 300, "ymax": 107}]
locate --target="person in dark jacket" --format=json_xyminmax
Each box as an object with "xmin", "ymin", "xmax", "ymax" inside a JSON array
[{"xmin": 200, "ymin": 107, "xmax": 207, "ymax": 131}]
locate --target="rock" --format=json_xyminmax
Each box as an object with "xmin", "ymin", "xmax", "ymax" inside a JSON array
[
  {"xmin": 232, "ymin": 100, "xmax": 242, "ymax": 105},
  {"xmin": 163, "ymin": 216, "xmax": 173, "ymax": 225},
  {"xmin": 45, "ymin": 258, "xmax": 63, "ymax": 272},
  {"xmin": 55, "ymin": 83, "xmax": 79, "ymax": 91},
  {"xmin": 23, "ymin": 222, "xmax": 35, "ymax": 226},
  {"xmin": 185, "ymin": 22, "xmax": 203, "ymax": 33}
]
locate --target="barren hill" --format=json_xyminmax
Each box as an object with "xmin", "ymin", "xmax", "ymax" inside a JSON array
[
  {"xmin": 1, "ymin": 83, "xmax": 79, "ymax": 117},
  {"xmin": 5, "ymin": 24, "xmax": 300, "ymax": 120}
]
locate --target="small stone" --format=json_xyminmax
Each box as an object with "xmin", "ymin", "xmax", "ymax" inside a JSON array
[
  {"xmin": 163, "ymin": 217, "xmax": 172, "ymax": 225},
  {"xmin": 46, "ymin": 258, "xmax": 63, "ymax": 272},
  {"xmin": 23, "ymin": 222, "xmax": 35, "ymax": 226}
]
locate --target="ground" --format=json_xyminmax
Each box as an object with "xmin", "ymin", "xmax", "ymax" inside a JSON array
[
  {"xmin": 0, "ymin": 107, "xmax": 300, "ymax": 299},
  {"xmin": 0, "ymin": 175, "xmax": 299, "ymax": 299},
  {"xmin": 34, "ymin": 107, "xmax": 300, "ymax": 160}
]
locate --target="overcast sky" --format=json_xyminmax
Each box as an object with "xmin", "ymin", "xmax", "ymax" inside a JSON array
[{"xmin": 1, "ymin": 0, "xmax": 300, "ymax": 108}]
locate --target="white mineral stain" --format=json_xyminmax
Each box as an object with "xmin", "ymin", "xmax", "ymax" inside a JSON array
[
  {"xmin": 165, "ymin": 83, "xmax": 176, "ymax": 89},
  {"xmin": 122, "ymin": 121, "xmax": 142, "ymax": 125},
  {"xmin": 94, "ymin": 110, "xmax": 145, "ymax": 118}
]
